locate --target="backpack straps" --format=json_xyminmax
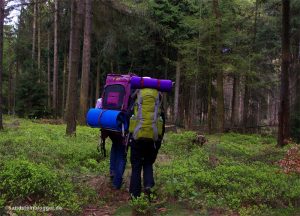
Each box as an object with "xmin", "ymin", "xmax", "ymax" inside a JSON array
[{"xmin": 98, "ymin": 129, "xmax": 108, "ymax": 158}]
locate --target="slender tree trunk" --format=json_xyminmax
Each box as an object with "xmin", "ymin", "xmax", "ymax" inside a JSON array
[
  {"xmin": 0, "ymin": 0, "xmax": 3, "ymax": 130},
  {"xmin": 37, "ymin": 2, "xmax": 41, "ymax": 76},
  {"xmin": 47, "ymin": 30, "xmax": 51, "ymax": 108},
  {"xmin": 213, "ymin": 0, "xmax": 224, "ymax": 133},
  {"xmin": 66, "ymin": 0, "xmax": 84, "ymax": 136},
  {"xmin": 243, "ymin": 78, "xmax": 250, "ymax": 131},
  {"xmin": 163, "ymin": 45, "xmax": 169, "ymax": 116},
  {"xmin": 207, "ymin": 74, "xmax": 212, "ymax": 133},
  {"xmin": 8, "ymin": 63, "xmax": 13, "ymax": 114},
  {"xmin": 174, "ymin": 59, "xmax": 181, "ymax": 126},
  {"xmin": 278, "ymin": 0, "xmax": 290, "ymax": 147},
  {"xmin": 110, "ymin": 61, "xmax": 114, "ymax": 73},
  {"xmin": 90, "ymin": 76, "xmax": 94, "ymax": 107},
  {"xmin": 13, "ymin": 61, "xmax": 19, "ymax": 115},
  {"xmin": 231, "ymin": 75, "xmax": 240, "ymax": 127},
  {"xmin": 32, "ymin": 0, "xmax": 37, "ymax": 60},
  {"xmin": 62, "ymin": 53, "xmax": 67, "ymax": 116},
  {"xmin": 53, "ymin": 0, "xmax": 59, "ymax": 116},
  {"xmin": 95, "ymin": 59, "xmax": 100, "ymax": 101},
  {"xmin": 79, "ymin": 0, "xmax": 92, "ymax": 125},
  {"xmin": 207, "ymin": 28, "xmax": 213, "ymax": 134}
]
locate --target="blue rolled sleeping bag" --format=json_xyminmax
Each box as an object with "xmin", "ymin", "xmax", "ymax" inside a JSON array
[{"xmin": 86, "ymin": 108, "xmax": 129, "ymax": 132}]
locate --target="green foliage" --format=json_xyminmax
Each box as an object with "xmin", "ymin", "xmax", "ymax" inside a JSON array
[
  {"xmin": 0, "ymin": 116, "xmax": 109, "ymax": 174},
  {"xmin": 129, "ymin": 193, "xmax": 154, "ymax": 215},
  {"xmin": 157, "ymin": 132, "xmax": 300, "ymax": 212},
  {"xmin": 1, "ymin": 117, "xmax": 300, "ymax": 214},
  {"xmin": 0, "ymin": 116, "xmax": 109, "ymax": 213},
  {"xmin": 15, "ymin": 63, "xmax": 49, "ymax": 118},
  {"xmin": 0, "ymin": 159, "xmax": 80, "ymax": 212}
]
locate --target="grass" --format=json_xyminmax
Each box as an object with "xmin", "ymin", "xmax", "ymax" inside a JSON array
[{"xmin": 0, "ymin": 115, "xmax": 299, "ymax": 215}]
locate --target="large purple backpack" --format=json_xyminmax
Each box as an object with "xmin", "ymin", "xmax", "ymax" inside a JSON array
[
  {"xmin": 98, "ymin": 74, "xmax": 133, "ymax": 158},
  {"xmin": 102, "ymin": 74, "xmax": 132, "ymax": 111}
]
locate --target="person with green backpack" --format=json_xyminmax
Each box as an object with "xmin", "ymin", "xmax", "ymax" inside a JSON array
[{"xmin": 128, "ymin": 88, "xmax": 165, "ymax": 198}]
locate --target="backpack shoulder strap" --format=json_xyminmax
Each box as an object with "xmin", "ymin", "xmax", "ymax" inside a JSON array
[{"xmin": 98, "ymin": 129, "xmax": 109, "ymax": 158}]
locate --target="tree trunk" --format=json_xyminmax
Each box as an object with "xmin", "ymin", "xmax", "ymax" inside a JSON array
[
  {"xmin": 278, "ymin": 0, "xmax": 290, "ymax": 147},
  {"xmin": 243, "ymin": 78, "xmax": 250, "ymax": 132},
  {"xmin": 89, "ymin": 76, "xmax": 94, "ymax": 107},
  {"xmin": 47, "ymin": 29, "xmax": 51, "ymax": 108},
  {"xmin": 231, "ymin": 75, "xmax": 240, "ymax": 127},
  {"xmin": 66, "ymin": 0, "xmax": 84, "ymax": 136},
  {"xmin": 207, "ymin": 74, "xmax": 212, "ymax": 133},
  {"xmin": 163, "ymin": 45, "xmax": 169, "ymax": 118},
  {"xmin": 13, "ymin": 61, "xmax": 19, "ymax": 115},
  {"xmin": 8, "ymin": 63, "xmax": 13, "ymax": 114},
  {"xmin": 213, "ymin": 0, "xmax": 224, "ymax": 133},
  {"xmin": 95, "ymin": 59, "xmax": 100, "ymax": 101},
  {"xmin": 32, "ymin": 0, "xmax": 37, "ymax": 60},
  {"xmin": 0, "ymin": 0, "xmax": 4, "ymax": 130},
  {"xmin": 53, "ymin": 0, "xmax": 59, "ymax": 116},
  {"xmin": 207, "ymin": 30, "xmax": 212, "ymax": 134},
  {"xmin": 79, "ymin": 0, "xmax": 92, "ymax": 125},
  {"xmin": 62, "ymin": 53, "xmax": 68, "ymax": 116},
  {"xmin": 243, "ymin": 0, "xmax": 259, "ymax": 133},
  {"xmin": 174, "ymin": 59, "xmax": 181, "ymax": 126},
  {"xmin": 37, "ymin": 2, "xmax": 41, "ymax": 76}
]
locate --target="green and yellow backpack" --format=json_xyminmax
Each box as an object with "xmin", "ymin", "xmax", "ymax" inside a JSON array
[{"xmin": 129, "ymin": 88, "xmax": 164, "ymax": 141}]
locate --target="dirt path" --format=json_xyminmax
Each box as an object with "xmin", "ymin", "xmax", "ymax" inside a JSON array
[{"xmin": 82, "ymin": 175, "xmax": 130, "ymax": 216}]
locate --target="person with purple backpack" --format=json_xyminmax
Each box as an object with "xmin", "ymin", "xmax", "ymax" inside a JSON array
[
  {"xmin": 92, "ymin": 74, "xmax": 134, "ymax": 189},
  {"xmin": 88, "ymin": 74, "xmax": 171, "ymax": 193}
]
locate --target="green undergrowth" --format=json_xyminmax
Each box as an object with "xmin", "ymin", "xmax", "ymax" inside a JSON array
[
  {"xmin": 156, "ymin": 131, "xmax": 300, "ymax": 215},
  {"xmin": 1, "ymin": 116, "xmax": 299, "ymax": 215},
  {"xmin": 0, "ymin": 116, "xmax": 108, "ymax": 214}
]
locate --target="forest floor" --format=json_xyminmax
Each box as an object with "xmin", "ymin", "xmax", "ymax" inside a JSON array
[{"xmin": 0, "ymin": 116, "xmax": 300, "ymax": 216}]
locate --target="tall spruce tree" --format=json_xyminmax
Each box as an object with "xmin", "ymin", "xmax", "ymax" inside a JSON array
[
  {"xmin": 0, "ymin": 0, "xmax": 4, "ymax": 130},
  {"xmin": 65, "ymin": 0, "xmax": 84, "ymax": 136}
]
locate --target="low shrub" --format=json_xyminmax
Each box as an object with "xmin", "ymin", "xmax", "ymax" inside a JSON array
[{"xmin": 0, "ymin": 159, "xmax": 80, "ymax": 213}]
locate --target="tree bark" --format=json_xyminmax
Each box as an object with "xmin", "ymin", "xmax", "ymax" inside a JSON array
[
  {"xmin": 95, "ymin": 59, "xmax": 100, "ymax": 101},
  {"xmin": 277, "ymin": 0, "xmax": 290, "ymax": 147},
  {"xmin": 243, "ymin": 0, "xmax": 259, "ymax": 132},
  {"xmin": 66, "ymin": 0, "xmax": 84, "ymax": 136},
  {"xmin": 37, "ymin": 2, "xmax": 41, "ymax": 76},
  {"xmin": 53, "ymin": 0, "xmax": 59, "ymax": 116},
  {"xmin": 32, "ymin": 0, "xmax": 37, "ymax": 60},
  {"xmin": 0, "ymin": 0, "xmax": 4, "ymax": 130},
  {"xmin": 163, "ymin": 45, "xmax": 169, "ymax": 117},
  {"xmin": 62, "ymin": 53, "xmax": 68, "ymax": 116},
  {"xmin": 47, "ymin": 29, "xmax": 51, "ymax": 108},
  {"xmin": 213, "ymin": 0, "xmax": 224, "ymax": 133},
  {"xmin": 207, "ymin": 73, "xmax": 212, "ymax": 133},
  {"xmin": 231, "ymin": 75, "xmax": 240, "ymax": 127},
  {"xmin": 79, "ymin": 0, "xmax": 92, "ymax": 125},
  {"xmin": 174, "ymin": 59, "xmax": 181, "ymax": 126},
  {"xmin": 8, "ymin": 63, "xmax": 13, "ymax": 114}
]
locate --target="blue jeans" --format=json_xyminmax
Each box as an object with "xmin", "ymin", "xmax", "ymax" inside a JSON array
[{"xmin": 109, "ymin": 135, "xmax": 127, "ymax": 189}]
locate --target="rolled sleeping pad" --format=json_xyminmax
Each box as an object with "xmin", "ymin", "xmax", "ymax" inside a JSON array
[
  {"xmin": 130, "ymin": 76, "xmax": 172, "ymax": 92},
  {"xmin": 86, "ymin": 108, "xmax": 129, "ymax": 132}
]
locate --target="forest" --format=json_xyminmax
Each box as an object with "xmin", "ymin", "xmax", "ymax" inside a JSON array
[{"xmin": 0, "ymin": 0, "xmax": 300, "ymax": 215}]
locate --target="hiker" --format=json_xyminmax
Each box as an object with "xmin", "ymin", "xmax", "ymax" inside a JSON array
[
  {"xmin": 128, "ymin": 89, "xmax": 165, "ymax": 198},
  {"xmin": 108, "ymin": 132, "xmax": 127, "ymax": 189},
  {"xmin": 94, "ymin": 98, "xmax": 127, "ymax": 189},
  {"xmin": 87, "ymin": 75, "xmax": 171, "ymax": 194}
]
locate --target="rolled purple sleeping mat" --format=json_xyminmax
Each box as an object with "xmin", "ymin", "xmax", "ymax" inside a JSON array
[{"xmin": 130, "ymin": 76, "xmax": 172, "ymax": 92}]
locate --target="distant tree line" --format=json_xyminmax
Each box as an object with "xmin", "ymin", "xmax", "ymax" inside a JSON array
[{"xmin": 0, "ymin": 0, "xmax": 299, "ymax": 145}]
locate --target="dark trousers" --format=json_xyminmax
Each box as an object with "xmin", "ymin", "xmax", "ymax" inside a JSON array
[
  {"xmin": 129, "ymin": 140, "xmax": 160, "ymax": 197},
  {"xmin": 109, "ymin": 135, "xmax": 127, "ymax": 189}
]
